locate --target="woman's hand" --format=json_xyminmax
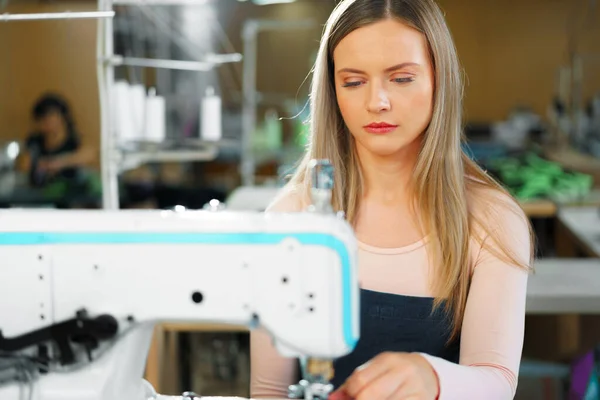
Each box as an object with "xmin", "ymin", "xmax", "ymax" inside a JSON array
[{"xmin": 329, "ymin": 352, "xmax": 440, "ymax": 400}]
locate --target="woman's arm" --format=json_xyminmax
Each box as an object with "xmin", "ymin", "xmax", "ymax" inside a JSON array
[
  {"xmin": 37, "ymin": 144, "xmax": 97, "ymax": 176},
  {"xmin": 420, "ymin": 196, "xmax": 531, "ymax": 400},
  {"xmin": 50, "ymin": 144, "xmax": 96, "ymax": 169},
  {"xmin": 250, "ymin": 187, "xmax": 306, "ymax": 398},
  {"xmin": 250, "ymin": 328, "xmax": 299, "ymax": 398}
]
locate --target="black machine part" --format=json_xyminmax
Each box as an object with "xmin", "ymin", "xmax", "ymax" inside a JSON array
[{"xmin": 0, "ymin": 309, "xmax": 118, "ymax": 366}]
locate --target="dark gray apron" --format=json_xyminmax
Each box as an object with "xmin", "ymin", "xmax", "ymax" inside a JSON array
[{"xmin": 330, "ymin": 288, "xmax": 460, "ymax": 389}]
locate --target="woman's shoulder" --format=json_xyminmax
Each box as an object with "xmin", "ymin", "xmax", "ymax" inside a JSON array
[
  {"xmin": 466, "ymin": 176, "xmax": 526, "ymax": 223},
  {"xmin": 465, "ymin": 177, "xmax": 532, "ymax": 266},
  {"xmin": 266, "ymin": 184, "xmax": 309, "ymax": 213}
]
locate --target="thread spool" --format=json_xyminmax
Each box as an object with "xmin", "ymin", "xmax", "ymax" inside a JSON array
[
  {"xmin": 113, "ymin": 80, "xmax": 135, "ymax": 144},
  {"xmin": 145, "ymin": 88, "xmax": 166, "ymax": 143},
  {"xmin": 129, "ymin": 84, "xmax": 146, "ymax": 141},
  {"xmin": 201, "ymin": 86, "xmax": 222, "ymax": 141}
]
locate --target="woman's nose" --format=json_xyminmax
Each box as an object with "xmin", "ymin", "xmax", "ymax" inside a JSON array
[{"xmin": 367, "ymin": 86, "xmax": 391, "ymax": 113}]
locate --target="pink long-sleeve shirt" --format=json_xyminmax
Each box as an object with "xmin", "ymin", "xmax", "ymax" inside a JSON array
[{"xmin": 250, "ymin": 185, "xmax": 531, "ymax": 400}]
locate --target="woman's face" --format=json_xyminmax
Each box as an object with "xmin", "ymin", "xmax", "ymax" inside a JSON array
[
  {"xmin": 333, "ymin": 18, "xmax": 434, "ymax": 160},
  {"xmin": 36, "ymin": 110, "xmax": 65, "ymax": 136}
]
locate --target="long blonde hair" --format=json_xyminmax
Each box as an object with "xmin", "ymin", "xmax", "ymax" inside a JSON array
[{"xmin": 285, "ymin": 0, "xmax": 534, "ymax": 342}]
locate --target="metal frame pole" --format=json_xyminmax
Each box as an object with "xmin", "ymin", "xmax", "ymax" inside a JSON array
[
  {"xmin": 0, "ymin": 10, "xmax": 114, "ymax": 21},
  {"xmin": 97, "ymin": 0, "xmax": 120, "ymax": 209},
  {"xmin": 241, "ymin": 20, "xmax": 258, "ymax": 187},
  {"xmin": 114, "ymin": 0, "xmax": 209, "ymax": 4},
  {"xmin": 107, "ymin": 54, "xmax": 242, "ymax": 71},
  {"xmin": 239, "ymin": 19, "xmax": 315, "ymax": 187}
]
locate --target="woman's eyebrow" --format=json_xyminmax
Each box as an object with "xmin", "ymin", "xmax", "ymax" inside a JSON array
[{"xmin": 336, "ymin": 62, "xmax": 421, "ymax": 75}]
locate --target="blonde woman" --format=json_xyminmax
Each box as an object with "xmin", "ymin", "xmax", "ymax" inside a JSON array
[{"xmin": 251, "ymin": 0, "xmax": 534, "ymax": 399}]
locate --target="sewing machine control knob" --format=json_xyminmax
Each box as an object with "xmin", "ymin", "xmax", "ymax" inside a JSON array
[
  {"xmin": 308, "ymin": 159, "xmax": 334, "ymax": 214},
  {"xmin": 203, "ymin": 199, "xmax": 225, "ymax": 211}
]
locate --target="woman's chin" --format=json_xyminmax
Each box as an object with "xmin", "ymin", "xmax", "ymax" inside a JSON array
[
  {"xmin": 354, "ymin": 132, "xmax": 423, "ymax": 159},
  {"xmin": 362, "ymin": 140, "xmax": 411, "ymax": 158}
]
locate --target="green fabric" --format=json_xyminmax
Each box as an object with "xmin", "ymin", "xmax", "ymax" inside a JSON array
[
  {"xmin": 41, "ymin": 169, "xmax": 102, "ymax": 205},
  {"xmin": 487, "ymin": 152, "xmax": 593, "ymax": 202}
]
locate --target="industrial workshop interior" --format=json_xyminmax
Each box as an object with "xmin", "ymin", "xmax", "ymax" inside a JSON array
[{"xmin": 0, "ymin": 0, "xmax": 599, "ymax": 399}]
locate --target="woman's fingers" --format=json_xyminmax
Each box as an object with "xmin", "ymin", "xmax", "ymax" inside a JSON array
[
  {"xmin": 353, "ymin": 366, "xmax": 405, "ymax": 400},
  {"xmin": 328, "ymin": 389, "xmax": 353, "ymax": 400},
  {"xmin": 342, "ymin": 353, "xmax": 398, "ymax": 399}
]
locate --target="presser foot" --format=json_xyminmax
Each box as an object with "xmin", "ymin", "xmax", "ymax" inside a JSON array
[
  {"xmin": 287, "ymin": 379, "xmax": 334, "ymax": 400},
  {"xmin": 287, "ymin": 359, "xmax": 334, "ymax": 400}
]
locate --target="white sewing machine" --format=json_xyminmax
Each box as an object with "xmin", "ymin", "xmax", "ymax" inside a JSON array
[{"xmin": 0, "ymin": 160, "xmax": 359, "ymax": 400}]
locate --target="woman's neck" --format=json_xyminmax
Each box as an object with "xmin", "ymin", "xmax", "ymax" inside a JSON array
[
  {"xmin": 356, "ymin": 142, "xmax": 420, "ymax": 205},
  {"xmin": 353, "ymin": 140, "xmax": 427, "ymax": 246}
]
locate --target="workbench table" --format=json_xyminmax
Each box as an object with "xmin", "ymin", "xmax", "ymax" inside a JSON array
[
  {"xmin": 536, "ymin": 206, "xmax": 600, "ymax": 362},
  {"xmin": 528, "ymin": 258, "xmax": 600, "ymax": 313},
  {"xmin": 555, "ymin": 206, "xmax": 600, "ymax": 258},
  {"xmin": 520, "ymin": 199, "xmax": 558, "ymax": 218}
]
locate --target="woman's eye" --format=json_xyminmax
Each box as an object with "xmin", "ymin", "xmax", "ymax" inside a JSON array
[
  {"xmin": 342, "ymin": 81, "xmax": 362, "ymax": 88},
  {"xmin": 393, "ymin": 77, "xmax": 414, "ymax": 84}
]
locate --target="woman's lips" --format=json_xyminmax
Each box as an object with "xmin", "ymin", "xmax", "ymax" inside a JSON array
[{"xmin": 363, "ymin": 122, "xmax": 398, "ymax": 134}]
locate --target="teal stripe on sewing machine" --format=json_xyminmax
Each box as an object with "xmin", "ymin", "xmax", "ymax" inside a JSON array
[{"xmin": 0, "ymin": 231, "xmax": 358, "ymax": 349}]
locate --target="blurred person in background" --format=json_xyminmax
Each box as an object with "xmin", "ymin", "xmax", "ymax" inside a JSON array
[
  {"xmin": 22, "ymin": 93, "xmax": 96, "ymax": 187},
  {"xmin": 17, "ymin": 93, "xmax": 101, "ymax": 207}
]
